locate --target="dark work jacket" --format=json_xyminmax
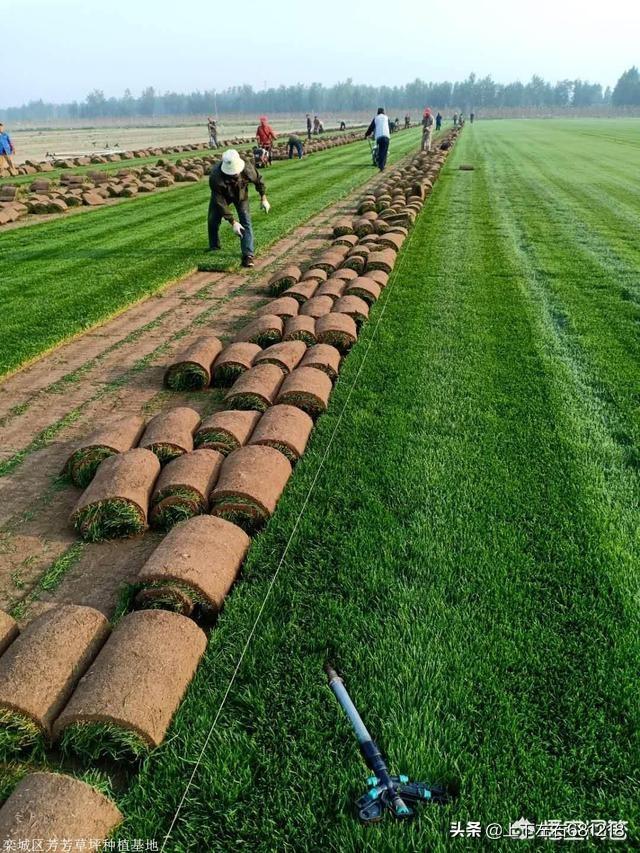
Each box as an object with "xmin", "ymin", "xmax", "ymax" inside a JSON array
[{"xmin": 209, "ymin": 160, "xmax": 266, "ymax": 223}]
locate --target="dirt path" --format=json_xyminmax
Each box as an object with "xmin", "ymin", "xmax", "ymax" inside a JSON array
[{"xmin": 0, "ymin": 178, "xmax": 372, "ymax": 622}]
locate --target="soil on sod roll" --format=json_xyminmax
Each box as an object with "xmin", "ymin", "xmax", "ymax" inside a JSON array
[
  {"xmin": 0, "ymin": 772, "xmax": 122, "ymax": 844},
  {"xmin": 163, "ymin": 336, "xmax": 223, "ymax": 391},
  {"xmin": 194, "ymin": 410, "xmax": 260, "ymax": 455},
  {"xmin": 365, "ymin": 249, "xmax": 397, "ymax": 274},
  {"xmin": 333, "ymin": 295, "xmax": 370, "ymax": 327},
  {"xmin": 253, "ymin": 341, "xmax": 307, "ymax": 374},
  {"xmin": 341, "ymin": 254, "xmax": 367, "ymax": 275},
  {"xmin": 71, "ymin": 448, "xmax": 160, "ymax": 541},
  {"xmin": 344, "ymin": 276, "xmax": 381, "ymax": 305},
  {"xmin": 377, "ymin": 232, "xmax": 405, "ymax": 251},
  {"xmin": 330, "ymin": 267, "xmax": 359, "ymax": 282},
  {"xmin": 268, "ymin": 265, "xmax": 301, "ymax": 296},
  {"xmin": 299, "ymin": 296, "xmax": 334, "ymax": 319},
  {"xmin": 139, "ymin": 407, "xmax": 201, "ymax": 463},
  {"xmin": 299, "ymin": 344, "xmax": 341, "ymax": 381},
  {"xmin": 366, "ymin": 269, "xmax": 390, "ymax": 288},
  {"xmin": 136, "ymin": 515, "xmax": 250, "ymax": 615},
  {"xmin": 315, "ymin": 280, "xmax": 346, "ymax": 301},
  {"xmin": 225, "ymin": 364, "xmax": 284, "ymax": 413},
  {"xmin": 149, "ymin": 449, "xmax": 224, "ymax": 531},
  {"xmin": 234, "ymin": 315, "xmax": 284, "ymax": 348},
  {"xmin": 0, "ymin": 606, "xmax": 109, "ymax": 752},
  {"xmin": 212, "ymin": 342, "xmax": 262, "ymax": 386},
  {"xmin": 282, "ymin": 280, "xmax": 319, "ymax": 304},
  {"xmin": 332, "ymin": 218, "xmax": 354, "ymax": 237},
  {"xmin": 209, "ymin": 445, "xmax": 292, "ymax": 535},
  {"xmin": 315, "ymin": 313, "xmax": 358, "ymax": 353},
  {"xmin": 63, "ymin": 415, "xmax": 146, "ymax": 489},
  {"xmin": 276, "ymin": 367, "xmax": 333, "ymax": 420},
  {"xmin": 0, "ymin": 612, "xmax": 18, "ymax": 657},
  {"xmin": 256, "ymin": 297, "xmax": 299, "ymax": 321},
  {"xmin": 300, "ymin": 267, "xmax": 328, "ymax": 283},
  {"xmin": 54, "ymin": 610, "xmax": 207, "ymax": 761},
  {"xmin": 249, "ymin": 404, "xmax": 314, "ymax": 463},
  {"xmin": 283, "ymin": 316, "xmax": 317, "ymax": 346}
]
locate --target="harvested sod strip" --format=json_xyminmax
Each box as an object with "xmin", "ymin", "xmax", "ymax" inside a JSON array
[
  {"xmin": 366, "ymin": 269, "xmax": 389, "ymax": 288},
  {"xmin": 209, "ymin": 445, "xmax": 292, "ymax": 535},
  {"xmin": 333, "ymin": 295, "xmax": 369, "ymax": 327},
  {"xmin": 63, "ymin": 415, "xmax": 146, "ymax": 488},
  {"xmin": 225, "ymin": 364, "xmax": 284, "ymax": 412},
  {"xmin": 276, "ymin": 367, "xmax": 332, "ymax": 420},
  {"xmin": 163, "ymin": 336, "xmax": 223, "ymax": 391},
  {"xmin": 299, "ymin": 296, "xmax": 334, "ymax": 319},
  {"xmin": 0, "ymin": 606, "xmax": 109, "ymax": 754},
  {"xmin": 0, "ymin": 772, "xmax": 122, "ymax": 845},
  {"xmin": 330, "ymin": 267, "xmax": 358, "ymax": 282},
  {"xmin": 364, "ymin": 249, "xmax": 397, "ymax": 274},
  {"xmin": 234, "ymin": 315, "xmax": 284, "ymax": 348},
  {"xmin": 344, "ymin": 276, "xmax": 381, "ymax": 306},
  {"xmin": 283, "ymin": 315, "xmax": 316, "ymax": 346},
  {"xmin": 300, "ymin": 267, "xmax": 327, "ymax": 283},
  {"xmin": 149, "ymin": 449, "xmax": 223, "ymax": 531},
  {"xmin": 257, "ymin": 297, "xmax": 299, "ymax": 320},
  {"xmin": 136, "ymin": 515, "xmax": 250, "ymax": 615},
  {"xmin": 315, "ymin": 279, "xmax": 346, "ymax": 302},
  {"xmin": 268, "ymin": 265, "xmax": 301, "ymax": 296},
  {"xmin": 212, "ymin": 342, "xmax": 262, "ymax": 386},
  {"xmin": 54, "ymin": 610, "xmax": 206, "ymax": 761},
  {"xmin": 71, "ymin": 448, "xmax": 160, "ymax": 541},
  {"xmin": 253, "ymin": 340, "xmax": 307, "ymax": 374},
  {"xmin": 194, "ymin": 410, "xmax": 260, "ymax": 455},
  {"xmin": 299, "ymin": 343, "xmax": 341, "ymax": 381},
  {"xmin": 315, "ymin": 312, "xmax": 357, "ymax": 353},
  {"xmin": 282, "ymin": 279, "xmax": 319, "ymax": 304},
  {"xmin": 0, "ymin": 611, "xmax": 18, "ymax": 657},
  {"xmin": 139, "ymin": 407, "xmax": 201, "ymax": 463},
  {"xmin": 249, "ymin": 404, "xmax": 314, "ymax": 463}
]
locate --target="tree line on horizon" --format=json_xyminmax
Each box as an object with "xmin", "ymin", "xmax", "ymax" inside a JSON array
[{"xmin": 3, "ymin": 69, "xmax": 640, "ymax": 122}]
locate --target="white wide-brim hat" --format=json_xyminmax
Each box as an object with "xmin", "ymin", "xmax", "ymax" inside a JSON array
[{"xmin": 221, "ymin": 149, "xmax": 245, "ymax": 176}]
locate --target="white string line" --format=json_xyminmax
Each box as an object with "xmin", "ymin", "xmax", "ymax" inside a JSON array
[{"xmin": 161, "ymin": 190, "xmax": 420, "ymax": 852}]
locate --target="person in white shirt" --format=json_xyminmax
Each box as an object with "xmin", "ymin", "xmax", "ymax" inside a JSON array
[{"xmin": 364, "ymin": 107, "xmax": 391, "ymax": 171}]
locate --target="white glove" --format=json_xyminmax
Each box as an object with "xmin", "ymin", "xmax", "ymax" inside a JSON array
[
  {"xmin": 261, "ymin": 196, "xmax": 271, "ymax": 214},
  {"xmin": 231, "ymin": 220, "xmax": 245, "ymax": 237}
]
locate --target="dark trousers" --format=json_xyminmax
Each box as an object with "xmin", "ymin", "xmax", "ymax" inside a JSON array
[
  {"xmin": 376, "ymin": 136, "xmax": 390, "ymax": 170},
  {"xmin": 208, "ymin": 199, "xmax": 255, "ymax": 257},
  {"xmin": 288, "ymin": 140, "xmax": 303, "ymax": 159},
  {"xmin": 307, "ymin": 128, "xmax": 312, "ymax": 140}
]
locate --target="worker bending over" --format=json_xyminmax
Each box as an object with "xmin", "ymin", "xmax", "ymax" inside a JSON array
[
  {"xmin": 207, "ymin": 149, "xmax": 270, "ymax": 268},
  {"xmin": 365, "ymin": 107, "xmax": 390, "ymax": 171},
  {"xmin": 288, "ymin": 134, "xmax": 304, "ymax": 159}
]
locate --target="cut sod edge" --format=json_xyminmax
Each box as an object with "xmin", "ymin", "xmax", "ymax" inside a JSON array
[
  {"xmin": 73, "ymin": 498, "xmax": 146, "ymax": 541},
  {"xmin": 164, "ymin": 362, "xmax": 210, "ymax": 391},
  {"xmin": 226, "ymin": 393, "xmax": 270, "ymax": 413},
  {"xmin": 194, "ymin": 429, "xmax": 239, "ymax": 454},
  {"xmin": 59, "ymin": 720, "xmax": 151, "ymax": 762},
  {"xmin": 65, "ymin": 446, "xmax": 117, "ymax": 488},
  {"xmin": 0, "ymin": 708, "xmax": 43, "ymax": 753}
]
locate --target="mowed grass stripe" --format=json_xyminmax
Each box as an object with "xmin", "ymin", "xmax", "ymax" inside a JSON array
[
  {"xmin": 116, "ymin": 127, "xmax": 638, "ymax": 850},
  {"xmin": 0, "ymin": 129, "xmax": 422, "ymax": 377}
]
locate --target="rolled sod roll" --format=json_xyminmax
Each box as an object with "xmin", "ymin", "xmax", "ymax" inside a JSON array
[
  {"xmin": 332, "ymin": 218, "xmax": 354, "ymax": 237},
  {"xmin": 299, "ymin": 343, "xmax": 341, "ymax": 382},
  {"xmin": 315, "ymin": 279, "xmax": 346, "ymax": 302},
  {"xmin": 352, "ymin": 217, "xmax": 374, "ymax": 238},
  {"xmin": 63, "ymin": 415, "xmax": 146, "ymax": 489},
  {"xmin": 333, "ymin": 295, "xmax": 370, "ymax": 328},
  {"xmin": 283, "ymin": 315, "xmax": 317, "ymax": 346},
  {"xmin": 257, "ymin": 296, "xmax": 299, "ymax": 320},
  {"xmin": 139, "ymin": 407, "xmax": 201, "ymax": 464},
  {"xmin": 194, "ymin": 410, "xmax": 260, "ymax": 455},
  {"xmin": 150, "ymin": 449, "xmax": 223, "ymax": 531},
  {"xmin": 300, "ymin": 267, "xmax": 328, "ymax": 283},
  {"xmin": 234, "ymin": 314, "xmax": 284, "ymax": 348},
  {"xmin": 54, "ymin": 610, "xmax": 207, "ymax": 760},
  {"xmin": 0, "ymin": 611, "xmax": 18, "ymax": 657},
  {"xmin": 315, "ymin": 313, "xmax": 358, "ymax": 354},
  {"xmin": 0, "ymin": 606, "xmax": 109, "ymax": 750},
  {"xmin": 282, "ymin": 279, "xmax": 319, "ymax": 304},
  {"xmin": 366, "ymin": 250, "xmax": 397, "ymax": 274},
  {"xmin": 299, "ymin": 295, "xmax": 334, "ymax": 319},
  {"xmin": 332, "ymin": 234, "xmax": 359, "ymax": 249},
  {"xmin": 71, "ymin": 448, "xmax": 160, "ymax": 541},
  {"xmin": 249, "ymin": 404, "xmax": 313, "ymax": 462},
  {"xmin": 210, "ymin": 445, "xmax": 292, "ymax": 534},
  {"xmin": 366, "ymin": 269, "xmax": 390, "ymax": 288},
  {"xmin": 268, "ymin": 265, "xmax": 301, "ymax": 296},
  {"xmin": 276, "ymin": 367, "xmax": 332, "ymax": 420},
  {"xmin": 313, "ymin": 251, "xmax": 346, "ymax": 274},
  {"xmin": 212, "ymin": 342, "xmax": 261, "ymax": 386},
  {"xmin": 372, "ymin": 218, "xmax": 390, "ymax": 234},
  {"xmin": 341, "ymin": 254, "xmax": 367, "ymax": 275},
  {"xmin": 0, "ymin": 772, "xmax": 122, "ymax": 845},
  {"xmin": 135, "ymin": 515, "xmax": 250, "ymax": 615},
  {"xmin": 330, "ymin": 267, "xmax": 359, "ymax": 282},
  {"xmin": 344, "ymin": 277, "xmax": 382, "ymax": 306},
  {"xmin": 253, "ymin": 340, "xmax": 306, "ymax": 374},
  {"xmin": 163, "ymin": 335, "xmax": 223, "ymax": 391},
  {"xmin": 225, "ymin": 364, "xmax": 284, "ymax": 412}
]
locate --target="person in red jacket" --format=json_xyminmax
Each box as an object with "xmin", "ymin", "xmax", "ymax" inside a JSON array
[{"xmin": 256, "ymin": 116, "xmax": 277, "ymax": 164}]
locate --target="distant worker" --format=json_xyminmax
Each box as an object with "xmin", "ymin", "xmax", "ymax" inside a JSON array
[
  {"xmin": 365, "ymin": 107, "xmax": 391, "ymax": 171},
  {"xmin": 306, "ymin": 113, "xmax": 312, "ymax": 140},
  {"xmin": 435, "ymin": 111, "xmax": 443, "ymax": 131},
  {"xmin": 0, "ymin": 123, "xmax": 15, "ymax": 169},
  {"xmin": 207, "ymin": 149, "xmax": 271, "ymax": 269},
  {"xmin": 404, "ymin": 114, "xmax": 411, "ymax": 129},
  {"xmin": 470, "ymin": 111, "xmax": 475, "ymax": 124},
  {"xmin": 318, "ymin": 119, "xmax": 325, "ymax": 133},
  {"xmin": 313, "ymin": 115, "xmax": 320, "ymax": 134},
  {"xmin": 340, "ymin": 120, "xmax": 347, "ymax": 131},
  {"xmin": 459, "ymin": 113, "xmax": 465, "ymax": 126},
  {"xmin": 207, "ymin": 116, "xmax": 219, "ymax": 148},
  {"xmin": 421, "ymin": 108, "xmax": 435, "ymax": 152},
  {"xmin": 453, "ymin": 112, "xmax": 458, "ymax": 127},
  {"xmin": 256, "ymin": 116, "xmax": 277, "ymax": 164},
  {"xmin": 288, "ymin": 134, "xmax": 304, "ymax": 159}
]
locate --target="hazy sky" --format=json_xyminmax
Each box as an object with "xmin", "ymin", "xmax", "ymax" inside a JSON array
[{"xmin": 3, "ymin": 0, "xmax": 639, "ymax": 106}]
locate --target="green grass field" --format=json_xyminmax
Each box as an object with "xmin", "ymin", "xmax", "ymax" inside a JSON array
[
  {"xmin": 0, "ymin": 128, "xmax": 421, "ymax": 377},
  {"xmin": 113, "ymin": 120, "xmax": 639, "ymax": 850}
]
